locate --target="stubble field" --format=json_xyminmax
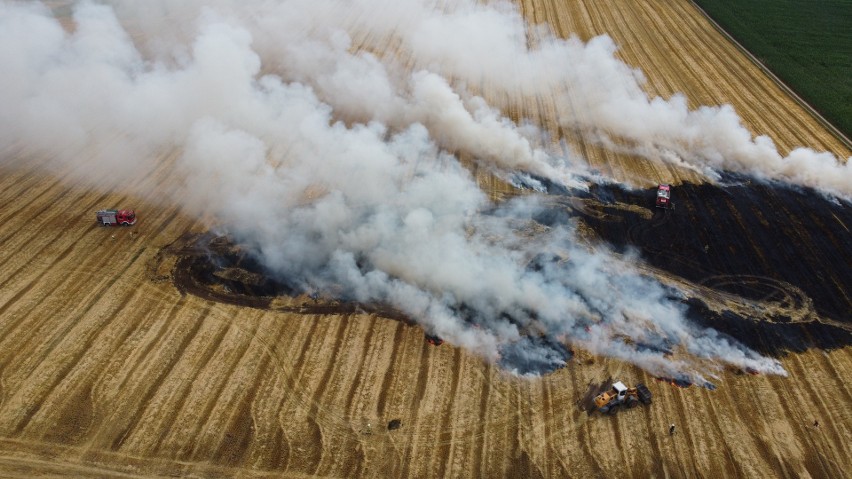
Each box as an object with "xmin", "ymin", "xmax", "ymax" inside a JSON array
[{"xmin": 0, "ymin": 1, "xmax": 850, "ymax": 477}]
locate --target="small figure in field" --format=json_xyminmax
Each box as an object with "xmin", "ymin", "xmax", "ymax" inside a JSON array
[
  {"xmin": 813, "ymin": 420, "xmax": 819, "ymax": 428},
  {"xmin": 669, "ymin": 424, "xmax": 676, "ymax": 436}
]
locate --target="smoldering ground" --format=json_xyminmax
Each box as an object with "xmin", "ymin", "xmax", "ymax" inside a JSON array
[
  {"xmin": 5, "ymin": 0, "xmax": 846, "ymax": 381},
  {"xmin": 572, "ymin": 176, "xmax": 852, "ymax": 355}
]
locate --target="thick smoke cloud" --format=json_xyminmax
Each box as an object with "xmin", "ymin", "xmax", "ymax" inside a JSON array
[{"xmin": 1, "ymin": 0, "xmax": 821, "ymax": 381}]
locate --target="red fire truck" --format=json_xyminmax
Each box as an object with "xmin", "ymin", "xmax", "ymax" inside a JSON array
[
  {"xmin": 96, "ymin": 209, "xmax": 136, "ymax": 226},
  {"xmin": 655, "ymin": 184, "xmax": 674, "ymax": 210}
]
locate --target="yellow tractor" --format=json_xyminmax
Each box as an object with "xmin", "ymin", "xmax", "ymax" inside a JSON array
[{"xmin": 594, "ymin": 381, "xmax": 652, "ymax": 414}]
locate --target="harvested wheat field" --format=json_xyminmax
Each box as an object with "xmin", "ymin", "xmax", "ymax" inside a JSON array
[{"xmin": 0, "ymin": 0, "xmax": 850, "ymax": 478}]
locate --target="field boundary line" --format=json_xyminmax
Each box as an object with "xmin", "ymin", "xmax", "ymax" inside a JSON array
[{"xmin": 687, "ymin": 0, "xmax": 852, "ymax": 153}]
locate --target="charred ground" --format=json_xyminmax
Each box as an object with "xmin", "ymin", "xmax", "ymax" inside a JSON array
[
  {"xmin": 162, "ymin": 174, "xmax": 851, "ymax": 370},
  {"xmin": 163, "ymin": 233, "xmax": 411, "ymax": 321},
  {"xmin": 562, "ymin": 176, "xmax": 852, "ymax": 356},
  {"xmin": 161, "ymin": 233, "xmax": 576, "ymax": 375}
]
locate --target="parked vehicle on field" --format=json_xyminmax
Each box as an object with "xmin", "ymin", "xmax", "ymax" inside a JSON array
[
  {"xmin": 655, "ymin": 184, "xmax": 674, "ymax": 210},
  {"xmin": 594, "ymin": 381, "xmax": 652, "ymax": 414},
  {"xmin": 96, "ymin": 209, "xmax": 136, "ymax": 226}
]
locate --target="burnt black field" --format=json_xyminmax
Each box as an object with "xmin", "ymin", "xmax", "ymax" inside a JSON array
[
  {"xmin": 165, "ymin": 234, "xmax": 574, "ymax": 374},
  {"xmin": 163, "ymin": 175, "xmax": 851, "ymax": 372},
  {"xmin": 564, "ymin": 176, "xmax": 852, "ymax": 355}
]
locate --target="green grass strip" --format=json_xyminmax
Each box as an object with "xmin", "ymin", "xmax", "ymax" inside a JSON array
[{"xmin": 693, "ymin": 0, "xmax": 852, "ymax": 140}]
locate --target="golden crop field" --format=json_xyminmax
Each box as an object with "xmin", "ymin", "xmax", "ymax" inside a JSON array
[{"xmin": 0, "ymin": 1, "xmax": 850, "ymax": 478}]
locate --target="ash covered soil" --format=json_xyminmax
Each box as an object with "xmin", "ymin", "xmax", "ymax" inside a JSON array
[
  {"xmin": 551, "ymin": 177, "xmax": 852, "ymax": 354},
  {"xmin": 163, "ymin": 233, "xmax": 577, "ymax": 375}
]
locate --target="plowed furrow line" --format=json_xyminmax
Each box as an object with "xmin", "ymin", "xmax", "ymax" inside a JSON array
[
  {"xmin": 480, "ymin": 373, "xmax": 513, "ymax": 477},
  {"xmin": 509, "ymin": 387, "xmax": 526, "ymax": 476},
  {"xmin": 571, "ymin": 0, "xmax": 603, "ymax": 37},
  {"xmin": 538, "ymin": 379, "xmax": 555, "ymax": 475},
  {"xmin": 297, "ymin": 315, "xmax": 350, "ymax": 475},
  {"xmin": 0, "ymin": 233, "xmax": 144, "ymax": 372},
  {"xmin": 190, "ymin": 318, "xmax": 266, "ymax": 463},
  {"xmin": 102, "ymin": 306, "xmax": 209, "ymax": 453},
  {"xmin": 85, "ymin": 299, "xmax": 186, "ymax": 450},
  {"xmin": 772, "ymin": 358, "xmax": 840, "ymax": 477},
  {"xmin": 118, "ymin": 310, "xmax": 225, "ymax": 455},
  {"xmin": 470, "ymin": 363, "xmax": 491, "ymax": 479},
  {"xmin": 374, "ymin": 321, "xmax": 404, "ymax": 417},
  {"xmin": 209, "ymin": 372, "xmax": 264, "ymax": 469},
  {"xmin": 193, "ymin": 317, "xmax": 271, "ymax": 462},
  {"xmin": 341, "ymin": 318, "xmax": 380, "ymax": 416},
  {"xmin": 698, "ymin": 379, "xmax": 747, "ymax": 476},
  {"xmin": 422, "ymin": 346, "xmax": 460, "ymax": 445},
  {"xmin": 216, "ymin": 313, "xmax": 293, "ymax": 470},
  {"xmin": 374, "ymin": 326, "xmax": 425, "ymax": 441},
  {"xmin": 681, "ymin": 389, "xmax": 721, "ymax": 472},
  {"xmin": 301, "ymin": 317, "xmax": 350, "ymax": 429},
  {"xmin": 0, "ymin": 237, "xmax": 145, "ymax": 374},
  {"xmin": 149, "ymin": 319, "xmax": 233, "ymax": 458},
  {"xmin": 0, "ymin": 247, "xmax": 148, "ymax": 436},
  {"xmin": 811, "ymin": 352, "xmax": 852, "ymax": 413},
  {"xmin": 0, "ymin": 150, "xmax": 174, "ymax": 295},
  {"xmin": 20, "ymin": 281, "xmax": 168, "ymax": 440},
  {"xmin": 275, "ymin": 315, "xmax": 325, "ymax": 421},
  {"xmin": 0, "ymin": 194, "xmax": 184, "ymax": 366},
  {"xmin": 540, "ymin": 0, "xmax": 569, "ymax": 40},
  {"xmin": 343, "ymin": 320, "xmax": 398, "ymax": 433},
  {"xmin": 441, "ymin": 350, "xmax": 476, "ymax": 477},
  {"xmin": 785, "ymin": 355, "xmax": 850, "ymax": 467},
  {"xmin": 91, "ymin": 289, "xmax": 177, "ymax": 401},
  {"xmin": 658, "ymin": 386, "xmax": 698, "ymax": 475},
  {"xmin": 159, "ymin": 316, "xmax": 253, "ymax": 458},
  {"xmin": 397, "ymin": 342, "xmax": 435, "ymax": 478},
  {"xmin": 717, "ymin": 377, "xmax": 776, "ymax": 477},
  {"xmin": 604, "ymin": 2, "xmax": 682, "ymax": 100},
  {"xmin": 638, "ymin": 373, "xmax": 671, "ymax": 477},
  {"xmin": 631, "ymin": 1, "xmax": 730, "ymax": 103},
  {"xmin": 0, "ymin": 173, "xmax": 67, "ymax": 230},
  {"xmin": 314, "ymin": 319, "xmax": 381, "ymax": 477},
  {"xmin": 431, "ymin": 347, "xmax": 462, "ymax": 477},
  {"xmin": 0, "ymin": 145, "xmax": 172, "ymax": 265},
  {"xmin": 0, "ymin": 188, "xmax": 111, "ymax": 277}
]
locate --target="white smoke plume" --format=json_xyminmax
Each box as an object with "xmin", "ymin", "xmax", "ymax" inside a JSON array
[{"xmin": 0, "ymin": 0, "xmax": 811, "ymax": 381}]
